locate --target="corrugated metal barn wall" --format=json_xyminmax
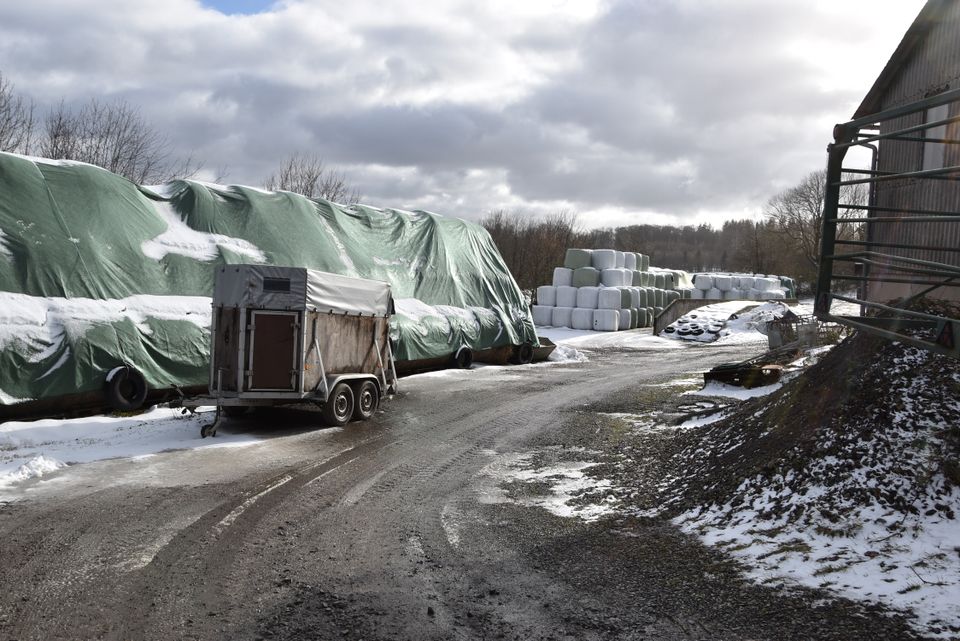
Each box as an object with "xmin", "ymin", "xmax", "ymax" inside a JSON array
[{"xmin": 870, "ymin": 0, "xmax": 960, "ymax": 303}]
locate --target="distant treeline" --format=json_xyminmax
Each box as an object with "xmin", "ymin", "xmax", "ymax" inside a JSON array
[{"xmin": 482, "ymin": 212, "xmax": 815, "ymax": 293}]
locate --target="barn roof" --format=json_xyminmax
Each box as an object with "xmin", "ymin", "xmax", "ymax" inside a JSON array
[{"xmin": 854, "ymin": 0, "xmax": 953, "ymax": 119}]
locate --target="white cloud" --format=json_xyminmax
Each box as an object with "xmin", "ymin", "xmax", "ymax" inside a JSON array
[{"xmin": 0, "ymin": 0, "xmax": 928, "ymax": 229}]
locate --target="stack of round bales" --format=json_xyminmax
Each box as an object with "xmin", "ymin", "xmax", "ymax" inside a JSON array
[
  {"xmin": 686, "ymin": 272, "xmax": 794, "ymax": 301},
  {"xmin": 531, "ymin": 248, "xmax": 689, "ymax": 331}
]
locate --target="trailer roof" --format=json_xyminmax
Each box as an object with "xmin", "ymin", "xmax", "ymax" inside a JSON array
[{"xmin": 214, "ymin": 265, "xmax": 392, "ymax": 317}]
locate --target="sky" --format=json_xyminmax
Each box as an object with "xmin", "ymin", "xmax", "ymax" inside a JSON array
[{"xmin": 0, "ymin": 0, "xmax": 927, "ymax": 229}]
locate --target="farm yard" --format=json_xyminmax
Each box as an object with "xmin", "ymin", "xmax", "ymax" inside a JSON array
[{"xmin": 2, "ymin": 301, "xmax": 957, "ymax": 641}]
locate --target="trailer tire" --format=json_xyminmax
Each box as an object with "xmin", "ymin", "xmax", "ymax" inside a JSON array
[
  {"xmin": 452, "ymin": 347, "xmax": 473, "ymax": 369},
  {"xmin": 509, "ymin": 342, "xmax": 534, "ymax": 365},
  {"xmin": 352, "ymin": 380, "xmax": 379, "ymax": 421},
  {"xmin": 104, "ymin": 366, "xmax": 148, "ymax": 412},
  {"xmin": 322, "ymin": 383, "xmax": 354, "ymax": 427}
]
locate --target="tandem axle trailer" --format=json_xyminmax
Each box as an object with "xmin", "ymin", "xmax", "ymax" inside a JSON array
[{"xmin": 183, "ymin": 265, "xmax": 397, "ymax": 437}]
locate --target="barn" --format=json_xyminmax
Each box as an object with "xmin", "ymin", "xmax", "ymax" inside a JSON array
[{"xmin": 815, "ymin": 0, "xmax": 960, "ymax": 357}]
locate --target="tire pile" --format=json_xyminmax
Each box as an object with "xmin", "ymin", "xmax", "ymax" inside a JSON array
[{"xmin": 531, "ymin": 248, "xmax": 690, "ymax": 332}]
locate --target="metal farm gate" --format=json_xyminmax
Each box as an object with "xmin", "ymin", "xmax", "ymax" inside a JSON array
[{"xmin": 815, "ymin": 88, "xmax": 960, "ymax": 359}]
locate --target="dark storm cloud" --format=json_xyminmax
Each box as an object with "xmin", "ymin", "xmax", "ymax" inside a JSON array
[{"xmin": 0, "ymin": 0, "xmax": 923, "ymax": 224}]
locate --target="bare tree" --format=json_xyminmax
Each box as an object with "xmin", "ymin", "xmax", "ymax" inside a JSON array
[
  {"xmin": 264, "ymin": 152, "xmax": 360, "ymax": 204},
  {"xmin": 0, "ymin": 72, "xmax": 34, "ymax": 153},
  {"xmin": 38, "ymin": 99, "xmax": 197, "ymax": 184},
  {"xmin": 764, "ymin": 169, "xmax": 867, "ymax": 272},
  {"xmin": 481, "ymin": 210, "xmax": 581, "ymax": 290}
]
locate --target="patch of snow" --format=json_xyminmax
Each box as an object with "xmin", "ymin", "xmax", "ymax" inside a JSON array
[
  {"xmin": 537, "ymin": 326, "xmax": 684, "ymax": 351},
  {"xmin": 0, "ymin": 406, "xmax": 262, "ymax": 499},
  {"xmin": 687, "ymin": 381, "xmax": 783, "ymax": 400},
  {"xmin": 478, "ymin": 451, "xmax": 615, "ymax": 522},
  {"xmin": 547, "ymin": 342, "xmax": 587, "ymax": 363},
  {"xmin": 141, "ymin": 200, "xmax": 266, "ymax": 263}
]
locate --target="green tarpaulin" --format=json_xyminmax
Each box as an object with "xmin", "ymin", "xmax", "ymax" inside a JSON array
[{"xmin": 0, "ymin": 152, "xmax": 537, "ymax": 408}]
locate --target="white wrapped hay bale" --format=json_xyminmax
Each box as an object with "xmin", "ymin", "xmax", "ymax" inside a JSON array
[
  {"xmin": 536, "ymin": 285, "xmax": 557, "ymax": 306},
  {"xmin": 593, "ymin": 309, "xmax": 620, "ymax": 332},
  {"xmin": 576, "ymin": 286, "xmax": 600, "ymax": 309},
  {"xmin": 754, "ymin": 277, "xmax": 772, "ymax": 292},
  {"xmin": 614, "ymin": 250, "xmax": 625, "ymax": 268},
  {"xmin": 694, "ymin": 274, "xmax": 713, "ymax": 290},
  {"xmin": 552, "ymin": 267, "xmax": 573, "ymax": 287},
  {"xmin": 551, "ymin": 306, "xmax": 574, "ymax": 328},
  {"xmin": 601, "ymin": 268, "xmax": 627, "ymax": 287},
  {"xmin": 690, "ymin": 287, "xmax": 704, "ymax": 300},
  {"xmin": 624, "ymin": 252, "xmax": 637, "ymax": 270},
  {"xmin": 572, "ymin": 267, "xmax": 600, "ymax": 287},
  {"xmin": 714, "ymin": 275, "xmax": 733, "ymax": 291},
  {"xmin": 629, "ymin": 287, "xmax": 641, "ymax": 309},
  {"xmin": 598, "ymin": 288, "xmax": 622, "ymax": 310},
  {"xmin": 653, "ymin": 272, "xmax": 666, "ymax": 289},
  {"xmin": 564, "ymin": 248, "xmax": 593, "ymax": 270},
  {"xmin": 556, "ymin": 285, "xmax": 578, "ymax": 308},
  {"xmin": 706, "ymin": 287, "xmax": 722, "ymax": 299},
  {"xmin": 666, "ymin": 290, "xmax": 680, "ymax": 304},
  {"xmin": 662, "ymin": 272, "xmax": 675, "ymax": 290},
  {"xmin": 761, "ymin": 289, "xmax": 786, "ymax": 300},
  {"xmin": 747, "ymin": 288, "xmax": 761, "ymax": 300},
  {"xmin": 571, "ymin": 308, "xmax": 594, "ymax": 330},
  {"xmin": 737, "ymin": 276, "xmax": 755, "ymax": 290},
  {"xmin": 591, "ymin": 249, "xmax": 616, "ymax": 270},
  {"xmin": 723, "ymin": 288, "xmax": 741, "ymax": 300},
  {"xmin": 618, "ymin": 308, "xmax": 632, "ymax": 330},
  {"xmin": 532, "ymin": 305, "xmax": 554, "ymax": 326}
]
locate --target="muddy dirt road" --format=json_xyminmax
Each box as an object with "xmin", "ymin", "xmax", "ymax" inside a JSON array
[{"xmin": 0, "ymin": 344, "xmax": 923, "ymax": 641}]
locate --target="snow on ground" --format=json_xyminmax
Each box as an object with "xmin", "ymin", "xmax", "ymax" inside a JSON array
[
  {"xmin": 666, "ymin": 341, "xmax": 960, "ymax": 638},
  {"xmin": 0, "ymin": 406, "xmax": 263, "ymax": 499},
  {"xmin": 687, "ymin": 380, "xmax": 783, "ymax": 400},
  {"xmin": 537, "ymin": 326, "xmax": 683, "ymax": 351},
  {"xmin": 477, "ymin": 450, "xmax": 616, "ymax": 522}
]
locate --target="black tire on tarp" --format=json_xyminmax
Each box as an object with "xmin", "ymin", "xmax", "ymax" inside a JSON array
[
  {"xmin": 103, "ymin": 365, "xmax": 149, "ymax": 411},
  {"xmin": 510, "ymin": 342, "xmax": 534, "ymax": 365},
  {"xmin": 452, "ymin": 348, "xmax": 473, "ymax": 369}
]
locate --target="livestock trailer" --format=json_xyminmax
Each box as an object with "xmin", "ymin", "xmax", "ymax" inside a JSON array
[{"xmin": 185, "ymin": 265, "xmax": 396, "ymax": 437}]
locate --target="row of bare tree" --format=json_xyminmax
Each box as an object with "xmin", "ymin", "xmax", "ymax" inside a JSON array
[
  {"xmin": 0, "ymin": 70, "xmax": 356, "ymax": 200},
  {"xmin": 483, "ymin": 171, "xmax": 867, "ymax": 292}
]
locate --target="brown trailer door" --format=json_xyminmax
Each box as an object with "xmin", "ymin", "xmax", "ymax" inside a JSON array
[{"xmin": 248, "ymin": 311, "xmax": 300, "ymax": 391}]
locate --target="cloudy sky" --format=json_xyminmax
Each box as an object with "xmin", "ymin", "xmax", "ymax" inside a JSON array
[{"xmin": 0, "ymin": 0, "xmax": 926, "ymax": 228}]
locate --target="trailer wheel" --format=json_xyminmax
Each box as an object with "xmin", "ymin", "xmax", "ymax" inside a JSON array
[
  {"xmin": 104, "ymin": 365, "xmax": 148, "ymax": 411},
  {"xmin": 451, "ymin": 347, "xmax": 473, "ymax": 369},
  {"xmin": 322, "ymin": 383, "xmax": 354, "ymax": 427},
  {"xmin": 352, "ymin": 380, "xmax": 379, "ymax": 421},
  {"xmin": 509, "ymin": 342, "xmax": 534, "ymax": 365}
]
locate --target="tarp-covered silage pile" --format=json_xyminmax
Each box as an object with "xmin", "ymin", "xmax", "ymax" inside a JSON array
[{"xmin": 0, "ymin": 152, "xmax": 536, "ymax": 408}]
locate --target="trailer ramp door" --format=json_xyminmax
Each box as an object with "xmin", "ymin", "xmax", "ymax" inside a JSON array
[{"xmin": 248, "ymin": 311, "xmax": 299, "ymax": 391}]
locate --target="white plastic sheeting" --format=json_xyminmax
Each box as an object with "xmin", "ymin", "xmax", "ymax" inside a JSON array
[
  {"xmin": 552, "ymin": 267, "xmax": 573, "ymax": 287},
  {"xmin": 556, "ymin": 285, "xmax": 578, "ymax": 308},
  {"xmin": 576, "ymin": 287, "xmax": 600, "ymax": 309}
]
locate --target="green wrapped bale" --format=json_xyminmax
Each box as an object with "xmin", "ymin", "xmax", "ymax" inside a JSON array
[
  {"xmin": 572, "ymin": 267, "xmax": 601, "ymax": 287},
  {"xmin": 564, "ymin": 248, "xmax": 593, "ymax": 270}
]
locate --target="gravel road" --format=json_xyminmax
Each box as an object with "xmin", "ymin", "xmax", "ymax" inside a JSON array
[{"xmin": 0, "ymin": 343, "xmax": 923, "ymax": 640}]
